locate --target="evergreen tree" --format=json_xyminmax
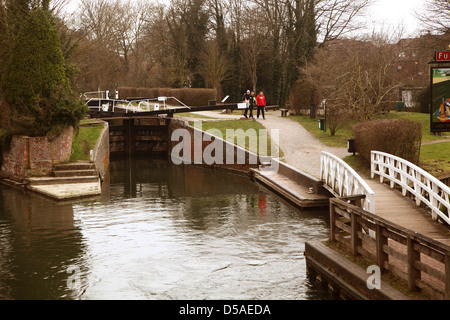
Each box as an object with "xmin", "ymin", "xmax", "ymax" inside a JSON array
[
  {"xmin": 283, "ymin": 0, "xmax": 317, "ymax": 106},
  {"xmin": 1, "ymin": 8, "xmax": 86, "ymax": 137}
]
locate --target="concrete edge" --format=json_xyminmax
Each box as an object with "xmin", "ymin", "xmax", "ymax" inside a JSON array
[
  {"xmin": 250, "ymin": 168, "xmax": 329, "ymax": 209},
  {"xmin": 27, "ymin": 182, "xmax": 101, "ymax": 201},
  {"xmin": 91, "ymin": 121, "xmax": 110, "ymax": 180},
  {"xmin": 305, "ymin": 240, "xmax": 411, "ymax": 300}
]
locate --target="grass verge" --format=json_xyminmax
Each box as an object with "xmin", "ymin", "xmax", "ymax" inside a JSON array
[
  {"xmin": 190, "ymin": 119, "xmax": 282, "ymax": 157},
  {"xmin": 419, "ymin": 141, "xmax": 450, "ymax": 175},
  {"xmin": 290, "ymin": 115, "xmax": 353, "ymax": 148},
  {"xmin": 70, "ymin": 121, "xmax": 104, "ymax": 162}
]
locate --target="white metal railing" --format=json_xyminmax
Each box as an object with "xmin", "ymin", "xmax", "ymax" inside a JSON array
[
  {"xmin": 320, "ymin": 151, "xmax": 375, "ymax": 213},
  {"xmin": 123, "ymin": 97, "xmax": 189, "ymax": 113},
  {"xmin": 371, "ymin": 151, "xmax": 450, "ymax": 225},
  {"xmin": 83, "ymin": 90, "xmax": 108, "ymax": 100}
]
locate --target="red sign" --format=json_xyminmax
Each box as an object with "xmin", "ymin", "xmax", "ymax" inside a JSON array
[{"xmin": 436, "ymin": 51, "xmax": 450, "ymax": 61}]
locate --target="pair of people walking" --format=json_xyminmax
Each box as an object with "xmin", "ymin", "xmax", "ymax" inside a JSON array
[{"xmin": 242, "ymin": 90, "xmax": 266, "ymax": 119}]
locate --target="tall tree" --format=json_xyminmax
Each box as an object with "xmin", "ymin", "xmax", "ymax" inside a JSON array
[
  {"xmin": 416, "ymin": 0, "xmax": 450, "ymax": 34},
  {"xmin": 240, "ymin": 5, "xmax": 269, "ymax": 93},
  {"xmin": 283, "ymin": 0, "xmax": 317, "ymax": 105},
  {"xmin": 200, "ymin": 41, "xmax": 231, "ymax": 100},
  {"xmin": 1, "ymin": 8, "xmax": 86, "ymax": 136}
]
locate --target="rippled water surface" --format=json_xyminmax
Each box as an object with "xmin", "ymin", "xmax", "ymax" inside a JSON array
[{"xmin": 0, "ymin": 156, "xmax": 331, "ymax": 300}]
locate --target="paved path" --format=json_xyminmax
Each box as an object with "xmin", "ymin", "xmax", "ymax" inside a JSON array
[{"xmin": 254, "ymin": 114, "xmax": 348, "ymax": 178}]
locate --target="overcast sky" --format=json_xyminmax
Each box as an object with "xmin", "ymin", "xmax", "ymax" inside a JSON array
[
  {"xmin": 366, "ymin": 0, "xmax": 426, "ymax": 36},
  {"xmin": 63, "ymin": 0, "xmax": 427, "ymax": 37}
]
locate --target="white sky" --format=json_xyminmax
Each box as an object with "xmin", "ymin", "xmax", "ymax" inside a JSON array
[
  {"xmin": 63, "ymin": 0, "xmax": 427, "ymax": 37},
  {"xmin": 365, "ymin": 0, "xmax": 426, "ymax": 36}
]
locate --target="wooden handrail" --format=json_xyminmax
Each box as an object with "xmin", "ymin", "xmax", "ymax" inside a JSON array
[{"xmin": 330, "ymin": 197, "xmax": 450, "ymax": 299}]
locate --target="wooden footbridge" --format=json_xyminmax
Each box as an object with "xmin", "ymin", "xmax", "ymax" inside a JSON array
[{"xmin": 319, "ymin": 151, "xmax": 450, "ymax": 299}]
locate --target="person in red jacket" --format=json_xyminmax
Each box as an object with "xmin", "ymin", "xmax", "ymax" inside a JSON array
[{"xmin": 256, "ymin": 91, "xmax": 266, "ymax": 119}]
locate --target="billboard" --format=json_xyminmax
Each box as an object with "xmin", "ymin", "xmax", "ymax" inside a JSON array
[{"xmin": 431, "ymin": 67, "xmax": 450, "ymax": 132}]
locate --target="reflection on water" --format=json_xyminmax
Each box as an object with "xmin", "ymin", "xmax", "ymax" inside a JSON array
[{"xmin": 0, "ymin": 155, "xmax": 332, "ymax": 300}]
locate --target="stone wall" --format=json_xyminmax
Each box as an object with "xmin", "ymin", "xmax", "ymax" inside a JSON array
[{"xmin": 1, "ymin": 126, "xmax": 73, "ymax": 180}]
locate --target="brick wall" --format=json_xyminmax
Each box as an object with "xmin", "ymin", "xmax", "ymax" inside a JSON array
[
  {"xmin": 49, "ymin": 126, "xmax": 73, "ymax": 163},
  {"xmin": 1, "ymin": 126, "xmax": 73, "ymax": 180}
]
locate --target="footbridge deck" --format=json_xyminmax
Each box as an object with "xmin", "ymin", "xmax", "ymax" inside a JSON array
[{"xmin": 365, "ymin": 178, "xmax": 450, "ymax": 245}]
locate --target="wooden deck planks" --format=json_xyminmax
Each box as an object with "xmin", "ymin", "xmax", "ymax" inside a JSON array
[{"xmin": 365, "ymin": 179, "xmax": 450, "ymax": 244}]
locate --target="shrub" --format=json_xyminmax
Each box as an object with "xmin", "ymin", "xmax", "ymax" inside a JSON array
[
  {"xmin": 353, "ymin": 119, "xmax": 422, "ymax": 164},
  {"xmin": 286, "ymin": 79, "xmax": 320, "ymax": 115}
]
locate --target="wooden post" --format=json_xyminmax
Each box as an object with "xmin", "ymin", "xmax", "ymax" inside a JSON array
[
  {"xmin": 445, "ymin": 252, "xmax": 450, "ymax": 300},
  {"xmin": 376, "ymin": 224, "xmax": 388, "ymax": 272},
  {"xmin": 329, "ymin": 201, "xmax": 336, "ymax": 242},
  {"xmin": 407, "ymin": 237, "xmax": 421, "ymax": 292},
  {"xmin": 351, "ymin": 211, "xmax": 361, "ymax": 256}
]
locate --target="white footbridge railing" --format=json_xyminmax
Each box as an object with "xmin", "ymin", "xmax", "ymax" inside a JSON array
[
  {"xmin": 371, "ymin": 151, "xmax": 450, "ymax": 225},
  {"xmin": 320, "ymin": 151, "xmax": 375, "ymax": 213}
]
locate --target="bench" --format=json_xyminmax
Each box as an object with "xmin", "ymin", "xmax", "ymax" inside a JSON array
[{"xmin": 280, "ymin": 108, "xmax": 289, "ymax": 117}]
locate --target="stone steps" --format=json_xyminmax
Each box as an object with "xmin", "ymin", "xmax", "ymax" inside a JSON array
[
  {"xmin": 53, "ymin": 162, "xmax": 96, "ymax": 171},
  {"xmin": 26, "ymin": 175, "xmax": 100, "ymax": 186},
  {"xmin": 53, "ymin": 169, "xmax": 98, "ymax": 177},
  {"xmin": 24, "ymin": 161, "xmax": 102, "ymax": 201},
  {"xmin": 51, "ymin": 161, "xmax": 98, "ymax": 180}
]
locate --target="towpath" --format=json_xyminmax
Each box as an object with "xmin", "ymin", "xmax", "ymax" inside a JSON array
[{"xmin": 254, "ymin": 114, "xmax": 348, "ymax": 178}]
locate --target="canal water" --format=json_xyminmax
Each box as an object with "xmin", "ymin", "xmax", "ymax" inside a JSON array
[{"xmin": 0, "ymin": 156, "xmax": 332, "ymax": 300}]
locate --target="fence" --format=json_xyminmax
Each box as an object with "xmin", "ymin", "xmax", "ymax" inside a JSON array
[
  {"xmin": 371, "ymin": 151, "xmax": 450, "ymax": 225},
  {"xmin": 320, "ymin": 151, "xmax": 375, "ymax": 213},
  {"xmin": 330, "ymin": 197, "xmax": 450, "ymax": 299}
]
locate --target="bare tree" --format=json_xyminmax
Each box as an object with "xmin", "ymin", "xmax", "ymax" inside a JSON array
[
  {"xmin": 415, "ymin": 0, "xmax": 450, "ymax": 34},
  {"xmin": 240, "ymin": 5, "xmax": 270, "ymax": 92},
  {"xmin": 200, "ymin": 41, "xmax": 232, "ymax": 99},
  {"xmin": 315, "ymin": 0, "xmax": 372, "ymax": 44},
  {"xmin": 303, "ymin": 32, "xmax": 407, "ymax": 132}
]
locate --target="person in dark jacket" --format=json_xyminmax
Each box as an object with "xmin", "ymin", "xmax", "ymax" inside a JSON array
[
  {"xmin": 244, "ymin": 91, "xmax": 256, "ymax": 119},
  {"xmin": 242, "ymin": 90, "xmax": 251, "ymax": 118}
]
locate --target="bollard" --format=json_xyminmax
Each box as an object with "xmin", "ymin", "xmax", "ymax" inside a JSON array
[{"xmin": 348, "ymin": 138, "xmax": 355, "ymax": 155}]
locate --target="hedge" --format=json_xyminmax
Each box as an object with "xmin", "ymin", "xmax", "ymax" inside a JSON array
[
  {"xmin": 353, "ymin": 119, "xmax": 422, "ymax": 164},
  {"xmin": 118, "ymin": 87, "xmax": 216, "ymax": 107}
]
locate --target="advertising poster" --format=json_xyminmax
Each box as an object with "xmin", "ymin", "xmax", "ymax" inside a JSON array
[{"xmin": 431, "ymin": 67, "xmax": 450, "ymax": 132}]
